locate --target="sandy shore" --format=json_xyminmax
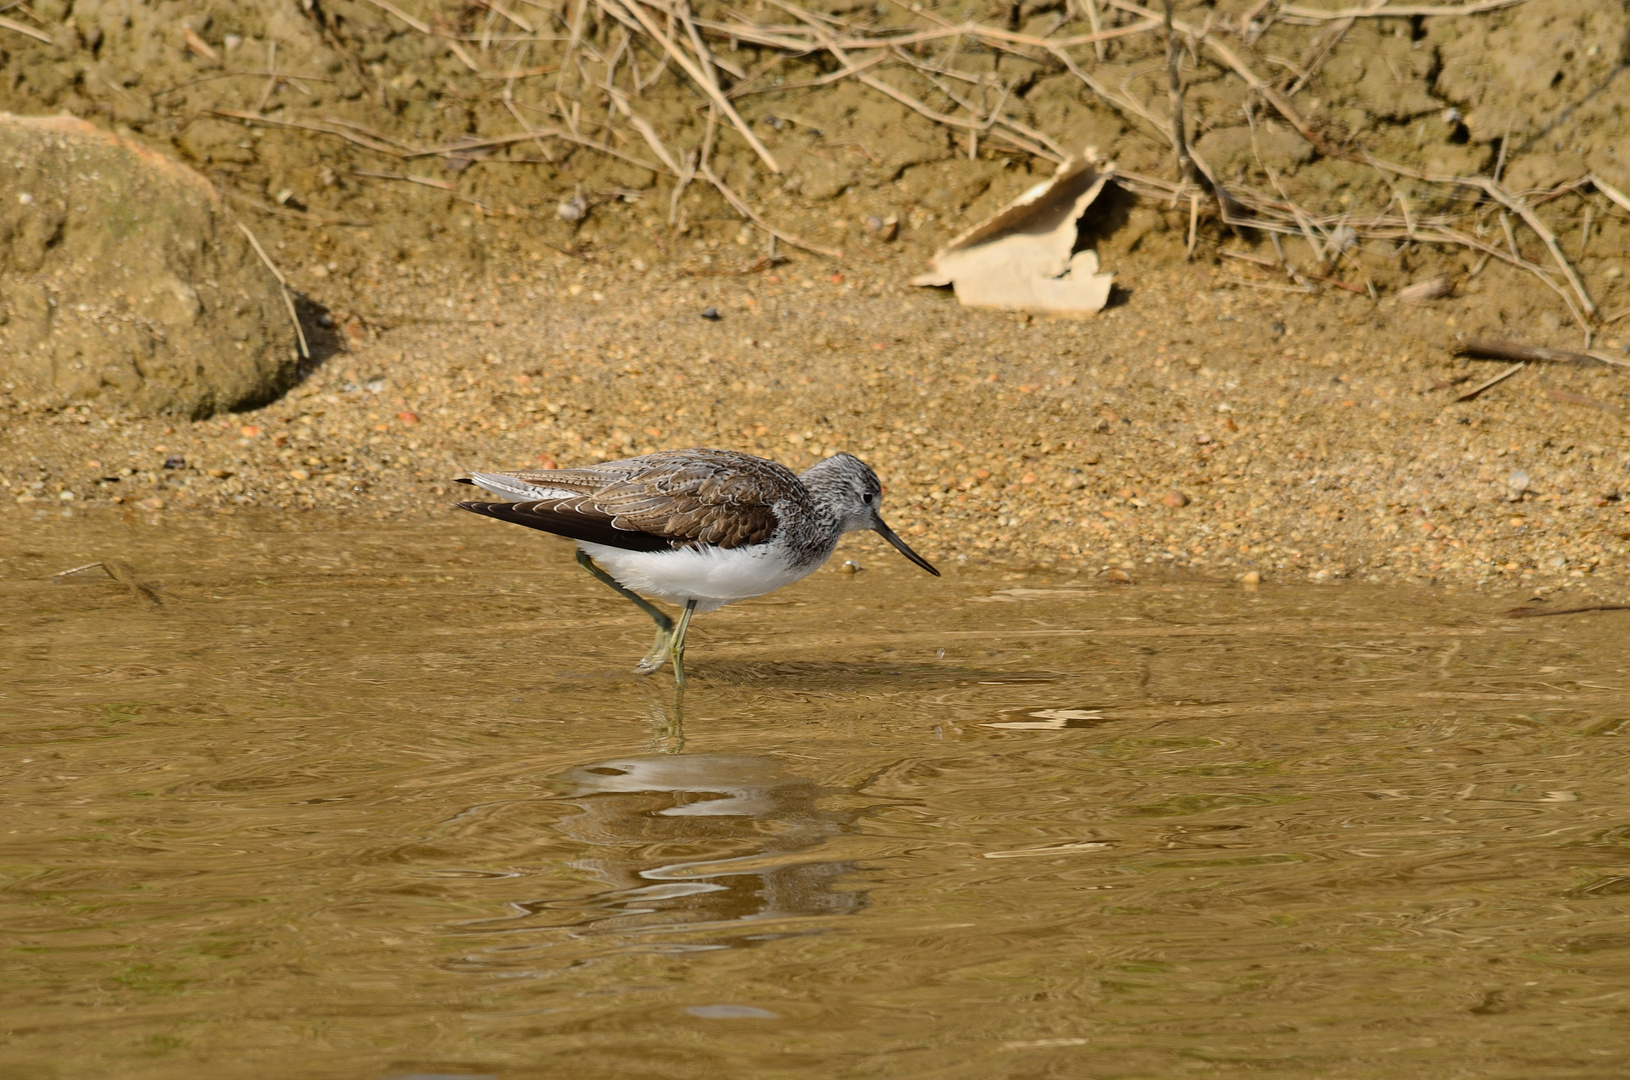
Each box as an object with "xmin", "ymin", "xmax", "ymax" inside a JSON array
[{"xmin": 4, "ymin": 252, "xmax": 1629, "ymax": 600}]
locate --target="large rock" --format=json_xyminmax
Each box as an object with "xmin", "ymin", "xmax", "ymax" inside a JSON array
[{"xmin": 0, "ymin": 113, "xmax": 298, "ymax": 417}]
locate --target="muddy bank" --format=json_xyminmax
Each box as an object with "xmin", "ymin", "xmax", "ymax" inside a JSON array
[
  {"xmin": 0, "ymin": 0, "xmax": 1625, "ymax": 318},
  {"xmin": 0, "ymin": 1, "xmax": 1627, "ymax": 595}
]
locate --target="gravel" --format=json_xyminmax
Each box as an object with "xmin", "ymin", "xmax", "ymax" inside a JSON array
[{"xmin": 4, "ymin": 254, "xmax": 1628, "ymax": 601}]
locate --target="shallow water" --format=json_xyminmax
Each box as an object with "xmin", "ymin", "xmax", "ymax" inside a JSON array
[{"xmin": 3, "ymin": 509, "xmax": 1629, "ymax": 1079}]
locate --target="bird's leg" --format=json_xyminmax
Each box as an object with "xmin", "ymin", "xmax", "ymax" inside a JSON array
[
  {"xmin": 669, "ymin": 599, "xmax": 698, "ymax": 687},
  {"xmin": 575, "ymin": 550, "xmax": 673, "ymax": 673}
]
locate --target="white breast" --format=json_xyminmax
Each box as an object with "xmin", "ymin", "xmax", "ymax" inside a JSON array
[{"xmin": 578, "ymin": 541, "xmax": 821, "ymax": 612}]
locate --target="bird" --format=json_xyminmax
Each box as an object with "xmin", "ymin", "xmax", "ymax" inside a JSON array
[{"xmin": 454, "ymin": 448, "xmax": 939, "ymax": 684}]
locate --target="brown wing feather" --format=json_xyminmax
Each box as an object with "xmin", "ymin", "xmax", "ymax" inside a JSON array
[{"xmin": 476, "ymin": 449, "xmax": 797, "ymax": 550}]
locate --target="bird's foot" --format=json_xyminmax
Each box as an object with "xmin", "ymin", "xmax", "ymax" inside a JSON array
[{"xmin": 634, "ymin": 630, "xmax": 672, "ymax": 674}]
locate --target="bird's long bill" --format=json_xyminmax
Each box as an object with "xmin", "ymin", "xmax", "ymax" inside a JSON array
[{"xmin": 874, "ymin": 517, "xmax": 940, "ymax": 576}]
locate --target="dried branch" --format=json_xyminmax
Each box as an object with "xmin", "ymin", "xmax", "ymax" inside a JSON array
[
  {"xmin": 1367, "ymin": 158, "xmax": 1595, "ymax": 317},
  {"xmin": 0, "ymin": 14, "xmax": 52, "ymax": 44},
  {"xmin": 212, "ymin": 108, "xmax": 410, "ymax": 156},
  {"xmin": 600, "ymin": 0, "xmax": 781, "ymax": 172},
  {"xmin": 1281, "ymin": 0, "xmax": 1526, "ymax": 18},
  {"xmin": 235, "ymin": 221, "xmax": 309, "ymax": 360},
  {"xmin": 1455, "ymin": 362, "xmax": 1524, "ymax": 401},
  {"xmin": 1161, "ymin": 0, "xmax": 1193, "ymax": 183},
  {"xmin": 1456, "ymin": 337, "xmax": 1627, "ymax": 369},
  {"xmin": 359, "ymin": 0, "xmax": 431, "ymax": 34},
  {"xmin": 1105, "ymin": 0, "xmax": 1325, "ymax": 152}
]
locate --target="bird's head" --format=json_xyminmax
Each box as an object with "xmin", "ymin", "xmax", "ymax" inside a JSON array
[{"xmin": 801, "ymin": 453, "xmax": 939, "ymax": 576}]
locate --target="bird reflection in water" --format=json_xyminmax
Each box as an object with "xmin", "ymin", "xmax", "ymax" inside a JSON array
[{"xmin": 547, "ymin": 751, "xmax": 868, "ymax": 940}]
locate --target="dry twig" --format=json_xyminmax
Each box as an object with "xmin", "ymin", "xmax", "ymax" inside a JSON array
[
  {"xmin": 235, "ymin": 221, "xmax": 309, "ymax": 361},
  {"xmin": 1455, "ymin": 362, "xmax": 1525, "ymax": 401},
  {"xmin": 0, "ymin": 14, "xmax": 52, "ymax": 43},
  {"xmin": 700, "ymin": 159, "xmax": 842, "ymax": 259},
  {"xmin": 1282, "ymin": 0, "xmax": 1527, "ymax": 17}
]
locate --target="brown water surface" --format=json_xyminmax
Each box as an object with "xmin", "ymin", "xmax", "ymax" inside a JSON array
[{"xmin": 4, "ymin": 510, "xmax": 1629, "ymax": 1078}]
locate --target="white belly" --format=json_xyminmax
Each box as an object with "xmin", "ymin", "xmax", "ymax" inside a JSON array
[{"xmin": 578, "ymin": 541, "xmax": 821, "ymax": 612}]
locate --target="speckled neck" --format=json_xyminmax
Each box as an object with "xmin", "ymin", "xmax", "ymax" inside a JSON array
[{"xmin": 780, "ymin": 454, "xmax": 879, "ymax": 568}]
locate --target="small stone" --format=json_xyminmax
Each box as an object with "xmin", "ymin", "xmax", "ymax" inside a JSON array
[
  {"xmin": 289, "ymin": 469, "xmax": 310, "ymax": 482},
  {"xmin": 556, "ymin": 193, "xmax": 588, "ymax": 223},
  {"xmin": 58, "ymin": 490, "xmax": 75, "ymax": 501},
  {"xmin": 1162, "ymin": 490, "xmax": 1190, "ymax": 508},
  {"xmin": 398, "ymin": 410, "xmax": 419, "ymax": 425},
  {"xmin": 700, "ymin": 307, "xmax": 721, "ymax": 321},
  {"xmin": 1397, "ymin": 276, "xmax": 1452, "ymax": 303},
  {"xmin": 838, "ymin": 559, "xmax": 862, "ymax": 574},
  {"xmin": 139, "ymin": 497, "xmax": 165, "ymax": 511},
  {"xmin": 163, "ymin": 455, "xmax": 186, "ymax": 469},
  {"xmin": 1506, "ymin": 470, "xmax": 1530, "ymax": 500},
  {"xmin": 1194, "ymin": 433, "xmax": 1212, "ymax": 445},
  {"xmin": 240, "ymin": 425, "xmax": 261, "ymax": 438}
]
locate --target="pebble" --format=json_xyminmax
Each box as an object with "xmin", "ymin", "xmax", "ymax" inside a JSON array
[
  {"xmin": 6, "ymin": 261, "xmax": 1625, "ymax": 598},
  {"xmin": 1397, "ymin": 276, "xmax": 1452, "ymax": 303},
  {"xmin": 556, "ymin": 193, "xmax": 587, "ymax": 223},
  {"xmin": 1162, "ymin": 490, "xmax": 1190, "ymax": 508},
  {"xmin": 863, "ymin": 214, "xmax": 899, "ymax": 241}
]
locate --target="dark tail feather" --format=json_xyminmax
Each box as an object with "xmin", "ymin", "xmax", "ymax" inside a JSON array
[{"xmin": 454, "ymin": 500, "xmax": 673, "ymax": 551}]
